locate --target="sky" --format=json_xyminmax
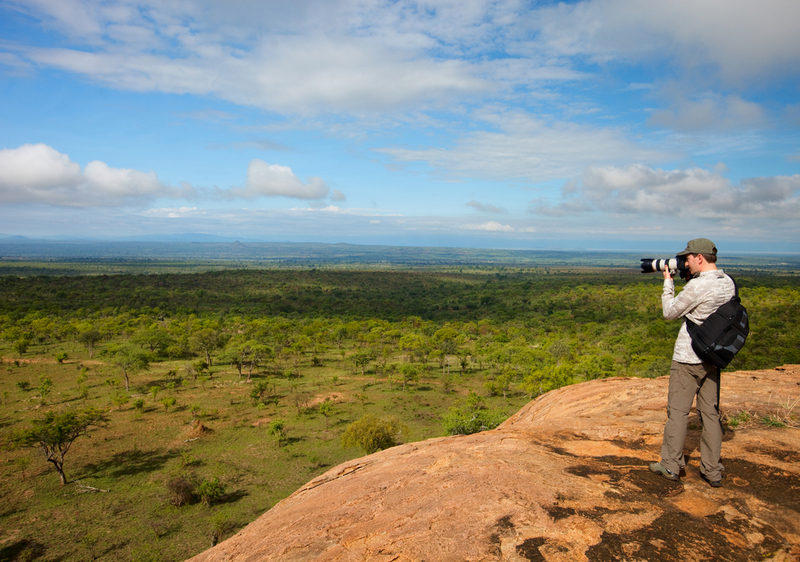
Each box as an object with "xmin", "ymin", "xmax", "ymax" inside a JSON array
[{"xmin": 1, "ymin": 0, "xmax": 799, "ymax": 253}]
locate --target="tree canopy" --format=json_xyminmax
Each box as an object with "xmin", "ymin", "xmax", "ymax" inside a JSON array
[{"xmin": 14, "ymin": 407, "xmax": 108, "ymax": 485}]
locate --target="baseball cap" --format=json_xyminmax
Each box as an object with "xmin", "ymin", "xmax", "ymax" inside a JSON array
[{"xmin": 677, "ymin": 238, "xmax": 717, "ymax": 256}]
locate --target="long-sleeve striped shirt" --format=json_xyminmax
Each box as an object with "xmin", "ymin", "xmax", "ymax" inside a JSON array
[{"xmin": 662, "ymin": 269, "xmax": 735, "ymax": 364}]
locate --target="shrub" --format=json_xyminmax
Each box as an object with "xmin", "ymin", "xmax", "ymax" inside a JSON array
[
  {"xmin": 13, "ymin": 338, "xmax": 29, "ymax": 356},
  {"xmin": 442, "ymin": 407, "xmax": 507, "ymax": 435},
  {"xmin": 250, "ymin": 381, "xmax": 270, "ymax": 405},
  {"xmin": 38, "ymin": 376, "xmax": 53, "ymax": 404},
  {"xmin": 197, "ymin": 476, "xmax": 227, "ymax": 506},
  {"xmin": 267, "ymin": 419, "xmax": 285, "ymax": 442},
  {"xmin": 166, "ymin": 474, "xmax": 196, "ymax": 507},
  {"xmin": 55, "ymin": 352, "xmax": 68, "ymax": 364},
  {"xmin": 341, "ymin": 414, "xmax": 407, "ymax": 454},
  {"xmin": 112, "ymin": 391, "xmax": 130, "ymax": 410},
  {"xmin": 442, "ymin": 390, "xmax": 507, "ymax": 435}
]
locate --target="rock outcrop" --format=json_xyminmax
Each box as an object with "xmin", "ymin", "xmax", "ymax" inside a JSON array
[{"xmin": 188, "ymin": 366, "xmax": 800, "ymax": 562}]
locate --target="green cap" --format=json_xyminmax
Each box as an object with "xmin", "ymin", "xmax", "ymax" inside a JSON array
[{"xmin": 677, "ymin": 238, "xmax": 717, "ymax": 256}]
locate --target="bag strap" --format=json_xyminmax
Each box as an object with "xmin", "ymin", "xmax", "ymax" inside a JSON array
[{"xmin": 729, "ymin": 275, "xmax": 739, "ymax": 298}]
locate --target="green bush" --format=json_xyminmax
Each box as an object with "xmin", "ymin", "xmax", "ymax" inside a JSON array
[
  {"xmin": 38, "ymin": 376, "xmax": 53, "ymax": 404},
  {"xmin": 442, "ymin": 390, "xmax": 507, "ymax": 435},
  {"xmin": 197, "ymin": 476, "xmax": 227, "ymax": 506},
  {"xmin": 442, "ymin": 407, "xmax": 507, "ymax": 435},
  {"xmin": 267, "ymin": 419, "xmax": 285, "ymax": 443},
  {"xmin": 250, "ymin": 381, "xmax": 270, "ymax": 405},
  {"xmin": 341, "ymin": 414, "xmax": 406, "ymax": 454},
  {"xmin": 112, "ymin": 391, "xmax": 130, "ymax": 410}
]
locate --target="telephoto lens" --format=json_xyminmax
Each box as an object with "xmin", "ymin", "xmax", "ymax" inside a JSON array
[
  {"xmin": 640, "ymin": 258, "xmax": 678, "ymax": 274},
  {"xmin": 640, "ymin": 256, "xmax": 690, "ymax": 279}
]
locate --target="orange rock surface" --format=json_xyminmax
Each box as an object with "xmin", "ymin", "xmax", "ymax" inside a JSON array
[{"xmin": 188, "ymin": 366, "xmax": 800, "ymax": 562}]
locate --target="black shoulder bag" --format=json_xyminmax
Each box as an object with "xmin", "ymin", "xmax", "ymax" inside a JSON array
[{"xmin": 685, "ymin": 277, "xmax": 749, "ymax": 369}]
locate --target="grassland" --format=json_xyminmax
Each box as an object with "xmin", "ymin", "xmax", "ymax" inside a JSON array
[
  {"xmin": 3, "ymin": 342, "xmax": 512, "ymax": 562},
  {"xmin": 1, "ymin": 256, "xmax": 799, "ymax": 562}
]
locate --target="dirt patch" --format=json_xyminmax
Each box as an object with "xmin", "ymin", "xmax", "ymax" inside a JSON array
[{"xmin": 307, "ymin": 393, "xmax": 345, "ymax": 407}]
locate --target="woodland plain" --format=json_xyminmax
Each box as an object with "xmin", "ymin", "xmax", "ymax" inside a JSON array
[{"xmin": 1, "ymin": 255, "xmax": 799, "ymax": 562}]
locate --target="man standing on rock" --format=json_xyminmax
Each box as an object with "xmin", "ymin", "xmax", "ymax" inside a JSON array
[{"xmin": 649, "ymin": 238, "xmax": 735, "ymax": 488}]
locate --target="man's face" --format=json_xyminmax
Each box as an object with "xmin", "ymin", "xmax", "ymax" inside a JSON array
[{"xmin": 685, "ymin": 253, "xmax": 700, "ymax": 275}]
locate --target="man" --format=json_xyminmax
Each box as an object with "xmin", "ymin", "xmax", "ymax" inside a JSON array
[{"xmin": 649, "ymin": 238, "xmax": 735, "ymax": 488}]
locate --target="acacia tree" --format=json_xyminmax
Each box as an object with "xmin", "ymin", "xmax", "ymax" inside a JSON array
[
  {"xmin": 218, "ymin": 342, "xmax": 246, "ymax": 378},
  {"xmin": 14, "ymin": 407, "xmax": 107, "ymax": 485},
  {"xmin": 352, "ymin": 350, "xmax": 373, "ymax": 376},
  {"xmin": 112, "ymin": 345, "xmax": 151, "ymax": 391},
  {"xmin": 245, "ymin": 342, "xmax": 274, "ymax": 380},
  {"xmin": 190, "ymin": 328, "xmax": 226, "ymax": 368},
  {"xmin": 77, "ymin": 329, "xmax": 102, "ymax": 358}
]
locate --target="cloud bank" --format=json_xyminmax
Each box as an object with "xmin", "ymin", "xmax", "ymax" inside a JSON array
[
  {"xmin": 532, "ymin": 164, "xmax": 800, "ymax": 221},
  {"xmin": 0, "ymin": 144, "xmax": 335, "ymax": 206},
  {"xmin": 0, "ymin": 143, "xmax": 166, "ymax": 206}
]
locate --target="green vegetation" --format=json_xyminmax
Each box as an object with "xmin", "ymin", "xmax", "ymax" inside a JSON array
[
  {"xmin": 340, "ymin": 414, "xmax": 408, "ymax": 454},
  {"xmin": 0, "ymin": 261, "xmax": 798, "ymax": 561},
  {"xmin": 12, "ymin": 407, "xmax": 108, "ymax": 486}
]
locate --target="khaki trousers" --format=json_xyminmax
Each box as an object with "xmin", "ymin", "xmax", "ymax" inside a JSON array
[{"xmin": 660, "ymin": 361, "xmax": 723, "ymax": 481}]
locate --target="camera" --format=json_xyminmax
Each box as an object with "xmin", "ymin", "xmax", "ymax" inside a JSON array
[{"xmin": 640, "ymin": 256, "xmax": 690, "ymax": 280}]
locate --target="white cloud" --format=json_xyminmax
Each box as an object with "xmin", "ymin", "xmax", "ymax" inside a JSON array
[
  {"xmin": 531, "ymin": 164, "xmax": 800, "ymax": 221},
  {"xmin": 462, "ymin": 221, "xmax": 514, "ymax": 232},
  {"xmin": 530, "ymin": 0, "xmax": 800, "ymax": 85},
  {"xmin": 5, "ymin": 0, "xmax": 799, "ymax": 125},
  {"xmin": 16, "ymin": 1, "xmax": 495, "ymax": 116},
  {"xmin": 378, "ymin": 111, "xmax": 674, "ymax": 182},
  {"xmin": 0, "ymin": 143, "xmax": 81, "ymax": 192},
  {"xmin": 0, "ymin": 144, "xmax": 337, "ymax": 206},
  {"xmin": 240, "ymin": 160, "xmax": 329, "ymax": 200},
  {"xmin": 144, "ymin": 207, "xmax": 199, "ymax": 218},
  {"xmin": 83, "ymin": 160, "xmax": 163, "ymax": 198},
  {"xmin": 466, "ymin": 200, "xmax": 505, "ymax": 213},
  {"xmin": 0, "ymin": 143, "xmax": 167, "ymax": 206},
  {"xmin": 648, "ymin": 93, "xmax": 768, "ymax": 132}
]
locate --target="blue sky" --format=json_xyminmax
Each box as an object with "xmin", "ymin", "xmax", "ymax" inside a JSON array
[{"xmin": 1, "ymin": 0, "xmax": 799, "ymax": 252}]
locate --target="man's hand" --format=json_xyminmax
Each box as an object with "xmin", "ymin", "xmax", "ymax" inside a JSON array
[{"xmin": 663, "ymin": 268, "xmax": 674, "ymax": 281}]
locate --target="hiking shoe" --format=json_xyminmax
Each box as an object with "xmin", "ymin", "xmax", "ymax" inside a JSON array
[
  {"xmin": 649, "ymin": 462, "xmax": 680, "ymax": 481},
  {"xmin": 700, "ymin": 473, "xmax": 722, "ymax": 488}
]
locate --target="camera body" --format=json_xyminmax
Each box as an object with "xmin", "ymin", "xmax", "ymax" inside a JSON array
[{"xmin": 640, "ymin": 256, "xmax": 690, "ymax": 280}]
